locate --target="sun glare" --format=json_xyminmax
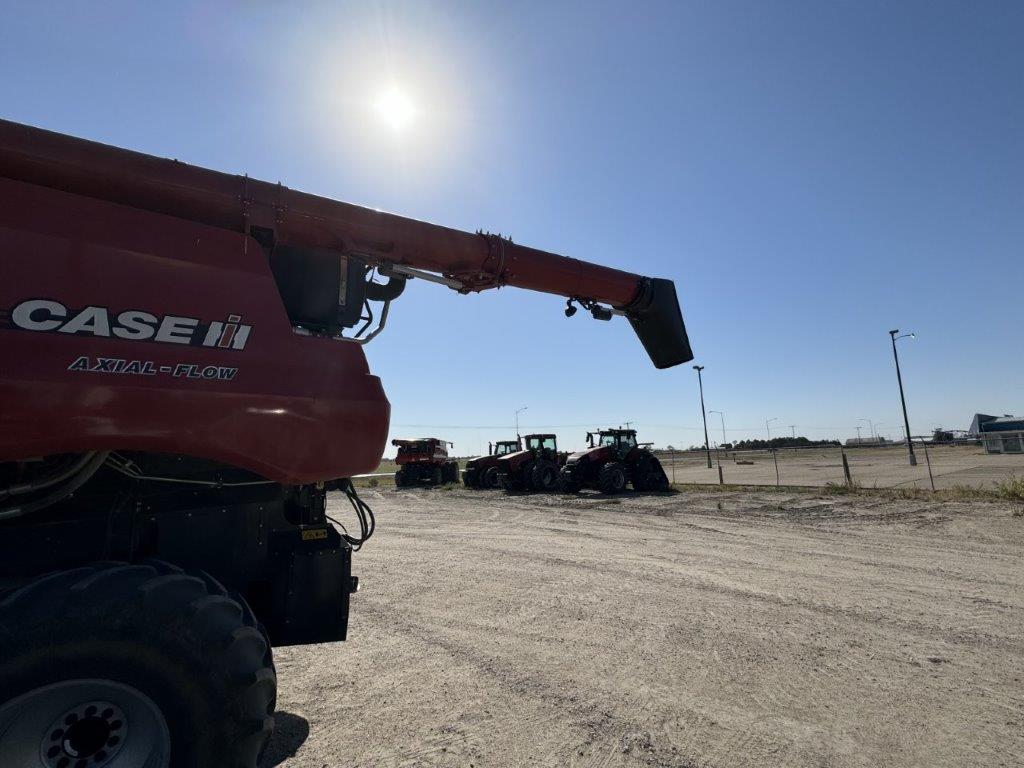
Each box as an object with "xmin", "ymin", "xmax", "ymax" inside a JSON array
[{"xmin": 375, "ymin": 87, "xmax": 416, "ymax": 132}]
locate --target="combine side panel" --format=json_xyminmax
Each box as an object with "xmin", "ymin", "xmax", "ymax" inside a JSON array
[{"xmin": 0, "ymin": 178, "xmax": 390, "ymax": 483}]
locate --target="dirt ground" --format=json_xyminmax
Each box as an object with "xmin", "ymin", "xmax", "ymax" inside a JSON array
[{"xmin": 265, "ymin": 486, "xmax": 1024, "ymax": 768}]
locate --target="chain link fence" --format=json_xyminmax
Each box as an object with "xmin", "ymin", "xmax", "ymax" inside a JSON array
[{"xmin": 655, "ymin": 441, "xmax": 1024, "ymax": 492}]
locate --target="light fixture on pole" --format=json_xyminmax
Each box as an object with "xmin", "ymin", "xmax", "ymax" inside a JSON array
[
  {"xmin": 693, "ymin": 365, "xmax": 712, "ymax": 469},
  {"xmin": 889, "ymin": 329, "xmax": 918, "ymax": 466},
  {"xmin": 514, "ymin": 406, "xmax": 528, "ymax": 444}
]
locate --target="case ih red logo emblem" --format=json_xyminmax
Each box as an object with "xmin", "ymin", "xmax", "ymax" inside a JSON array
[{"xmin": 9, "ymin": 299, "xmax": 251, "ymax": 350}]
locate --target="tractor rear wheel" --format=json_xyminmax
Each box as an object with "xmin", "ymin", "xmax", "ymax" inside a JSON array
[
  {"xmin": 598, "ymin": 461, "xmax": 627, "ymax": 494},
  {"xmin": 531, "ymin": 460, "xmax": 559, "ymax": 491},
  {"xmin": 482, "ymin": 466, "xmax": 500, "ymax": 489},
  {"xmin": 462, "ymin": 468, "xmax": 477, "ymax": 487},
  {"xmin": 0, "ymin": 561, "xmax": 275, "ymax": 768},
  {"xmin": 632, "ymin": 456, "xmax": 670, "ymax": 492}
]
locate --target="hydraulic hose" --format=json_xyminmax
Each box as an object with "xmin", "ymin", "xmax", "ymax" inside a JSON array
[{"xmin": 0, "ymin": 452, "xmax": 109, "ymax": 521}]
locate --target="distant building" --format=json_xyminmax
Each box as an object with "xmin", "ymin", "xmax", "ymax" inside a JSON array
[
  {"xmin": 968, "ymin": 413, "xmax": 998, "ymax": 437},
  {"xmin": 978, "ymin": 415, "xmax": 1024, "ymax": 454}
]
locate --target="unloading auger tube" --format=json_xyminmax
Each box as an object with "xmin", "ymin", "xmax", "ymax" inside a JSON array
[{"xmin": 0, "ymin": 118, "xmax": 692, "ymax": 369}]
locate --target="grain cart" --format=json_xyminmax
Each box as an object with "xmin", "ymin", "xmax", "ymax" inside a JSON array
[
  {"xmin": 0, "ymin": 119, "xmax": 692, "ymax": 767},
  {"xmin": 392, "ymin": 438, "xmax": 459, "ymax": 487},
  {"xmin": 463, "ymin": 439, "xmax": 520, "ymax": 488},
  {"xmin": 497, "ymin": 434, "xmax": 566, "ymax": 492},
  {"xmin": 557, "ymin": 428, "xmax": 670, "ymax": 493}
]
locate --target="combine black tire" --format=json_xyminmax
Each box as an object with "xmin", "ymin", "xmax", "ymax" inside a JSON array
[
  {"xmin": 0, "ymin": 561, "xmax": 275, "ymax": 768},
  {"xmin": 598, "ymin": 461, "xmax": 627, "ymax": 494},
  {"xmin": 557, "ymin": 467, "xmax": 581, "ymax": 493},
  {"xmin": 482, "ymin": 466, "xmax": 500, "ymax": 489},
  {"xmin": 431, "ymin": 466, "xmax": 443, "ymax": 485},
  {"xmin": 531, "ymin": 460, "xmax": 559, "ymax": 491},
  {"xmin": 395, "ymin": 468, "xmax": 408, "ymax": 487},
  {"xmin": 447, "ymin": 462, "xmax": 460, "ymax": 483}
]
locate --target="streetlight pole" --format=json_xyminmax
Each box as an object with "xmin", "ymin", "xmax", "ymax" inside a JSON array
[
  {"xmin": 514, "ymin": 406, "xmax": 528, "ymax": 445},
  {"xmin": 693, "ymin": 365, "xmax": 712, "ymax": 469},
  {"xmin": 766, "ymin": 417, "xmax": 778, "ymax": 442},
  {"xmin": 709, "ymin": 410, "xmax": 727, "ymax": 447},
  {"xmin": 889, "ymin": 329, "xmax": 917, "ymax": 466}
]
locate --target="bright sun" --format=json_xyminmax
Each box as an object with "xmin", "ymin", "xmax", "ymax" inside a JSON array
[{"xmin": 375, "ymin": 87, "xmax": 416, "ymax": 132}]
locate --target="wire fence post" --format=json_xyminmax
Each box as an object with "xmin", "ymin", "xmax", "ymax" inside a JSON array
[
  {"xmin": 772, "ymin": 447, "xmax": 780, "ymax": 486},
  {"xmin": 841, "ymin": 446, "xmax": 853, "ymax": 487},
  {"xmin": 671, "ymin": 448, "xmax": 676, "ymax": 484},
  {"xmin": 716, "ymin": 445, "xmax": 724, "ymax": 485},
  {"xmin": 920, "ymin": 438, "xmax": 935, "ymax": 491}
]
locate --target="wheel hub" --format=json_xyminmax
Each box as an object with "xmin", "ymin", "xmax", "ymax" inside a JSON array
[{"xmin": 43, "ymin": 701, "xmax": 127, "ymax": 768}]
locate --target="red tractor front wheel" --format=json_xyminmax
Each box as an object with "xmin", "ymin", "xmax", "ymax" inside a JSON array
[{"xmin": 598, "ymin": 462, "xmax": 627, "ymax": 494}]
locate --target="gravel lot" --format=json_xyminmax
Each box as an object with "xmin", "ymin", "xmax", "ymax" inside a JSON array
[{"xmin": 266, "ymin": 486, "xmax": 1024, "ymax": 768}]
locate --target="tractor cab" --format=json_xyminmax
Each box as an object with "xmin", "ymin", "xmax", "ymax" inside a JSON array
[
  {"xmin": 490, "ymin": 440, "xmax": 521, "ymax": 457},
  {"xmin": 588, "ymin": 429, "xmax": 638, "ymax": 458},
  {"xmin": 524, "ymin": 433, "xmax": 559, "ymax": 461}
]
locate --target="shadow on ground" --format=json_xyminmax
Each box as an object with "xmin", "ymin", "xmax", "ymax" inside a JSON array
[{"xmin": 261, "ymin": 711, "xmax": 309, "ymax": 767}]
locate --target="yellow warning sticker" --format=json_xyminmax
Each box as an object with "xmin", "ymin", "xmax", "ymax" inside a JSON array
[{"xmin": 301, "ymin": 528, "xmax": 329, "ymax": 541}]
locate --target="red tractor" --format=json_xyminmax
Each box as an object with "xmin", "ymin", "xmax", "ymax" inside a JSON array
[
  {"xmin": 463, "ymin": 439, "xmax": 520, "ymax": 488},
  {"xmin": 497, "ymin": 434, "xmax": 566, "ymax": 492},
  {"xmin": 0, "ymin": 118, "xmax": 691, "ymax": 766},
  {"xmin": 392, "ymin": 438, "xmax": 459, "ymax": 487},
  {"xmin": 557, "ymin": 428, "xmax": 670, "ymax": 493}
]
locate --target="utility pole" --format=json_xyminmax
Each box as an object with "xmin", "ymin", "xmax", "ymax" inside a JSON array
[
  {"xmin": 766, "ymin": 417, "xmax": 779, "ymax": 485},
  {"xmin": 788, "ymin": 425, "xmax": 796, "ymax": 439},
  {"xmin": 889, "ymin": 329, "xmax": 918, "ymax": 466},
  {"xmin": 693, "ymin": 365, "xmax": 712, "ymax": 469},
  {"xmin": 855, "ymin": 425, "xmax": 862, "ymax": 443},
  {"xmin": 709, "ymin": 410, "xmax": 726, "ymax": 447}
]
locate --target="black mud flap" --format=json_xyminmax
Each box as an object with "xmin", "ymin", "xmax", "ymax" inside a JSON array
[{"xmin": 270, "ymin": 526, "xmax": 353, "ymax": 646}]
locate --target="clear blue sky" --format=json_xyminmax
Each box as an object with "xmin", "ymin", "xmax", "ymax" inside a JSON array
[{"xmin": 3, "ymin": 1, "xmax": 1022, "ymax": 454}]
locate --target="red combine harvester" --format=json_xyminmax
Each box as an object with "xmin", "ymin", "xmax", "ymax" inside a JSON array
[
  {"xmin": 463, "ymin": 439, "xmax": 520, "ymax": 488},
  {"xmin": 392, "ymin": 438, "xmax": 459, "ymax": 487},
  {"xmin": 497, "ymin": 434, "xmax": 566, "ymax": 492},
  {"xmin": 557, "ymin": 428, "xmax": 671, "ymax": 493},
  {"xmin": 0, "ymin": 119, "xmax": 691, "ymax": 767}
]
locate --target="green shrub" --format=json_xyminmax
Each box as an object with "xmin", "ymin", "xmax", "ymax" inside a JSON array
[{"xmin": 996, "ymin": 475, "xmax": 1024, "ymax": 502}]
